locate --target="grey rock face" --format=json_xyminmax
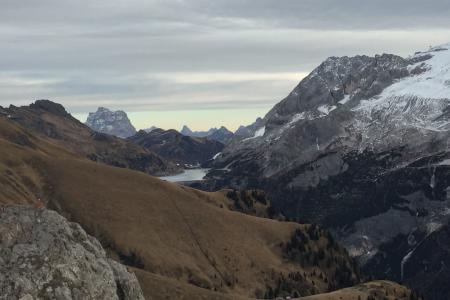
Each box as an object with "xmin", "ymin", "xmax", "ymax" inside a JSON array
[
  {"xmin": 86, "ymin": 107, "xmax": 136, "ymax": 138},
  {"xmin": 0, "ymin": 205, "xmax": 144, "ymax": 300},
  {"xmin": 216, "ymin": 53, "xmax": 417, "ymax": 177}
]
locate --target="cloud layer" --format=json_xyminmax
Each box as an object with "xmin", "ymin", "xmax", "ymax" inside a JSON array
[{"xmin": 1, "ymin": 0, "xmax": 450, "ymax": 128}]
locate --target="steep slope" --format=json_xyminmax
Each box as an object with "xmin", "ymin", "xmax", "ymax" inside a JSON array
[
  {"xmin": 399, "ymin": 221, "xmax": 450, "ymax": 299},
  {"xmin": 298, "ymin": 281, "xmax": 419, "ymax": 300},
  {"xmin": 129, "ymin": 128, "xmax": 224, "ymax": 165},
  {"xmin": 1, "ymin": 100, "xmax": 179, "ymax": 176},
  {"xmin": 86, "ymin": 106, "xmax": 137, "ymax": 138},
  {"xmin": 0, "ymin": 116, "xmax": 363, "ymax": 299},
  {"xmin": 209, "ymin": 43, "xmax": 450, "ymax": 299}
]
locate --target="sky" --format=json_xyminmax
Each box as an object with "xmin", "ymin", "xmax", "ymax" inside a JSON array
[{"xmin": 1, "ymin": 1, "xmax": 450, "ymax": 131}]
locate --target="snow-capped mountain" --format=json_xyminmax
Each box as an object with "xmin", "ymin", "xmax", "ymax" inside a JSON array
[
  {"xmin": 86, "ymin": 107, "xmax": 136, "ymax": 138},
  {"xmin": 218, "ymin": 44, "xmax": 450, "ymax": 177},
  {"xmin": 207, "ymin": 43, "xmax": 450, "ymax": 299}
]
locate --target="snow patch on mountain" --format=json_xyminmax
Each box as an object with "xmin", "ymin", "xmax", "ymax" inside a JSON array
[
  {"xmin": 255, "ymin": 126, "xmax": 265, "ymax": 137},
  {"xmin": 244, "ymin": 126, "xmax": 266, "ymax": 141},
  {"xmin": 354, "ymin": 45, "xmax": 450, "ymax": 134},
  {"xmin": 317, "ymin": 104, "xmax": 337, "ymax": 115},
  {"xmin": 401, "ymin": 249, "xmax": 415, "ymax": 281},
  {"xmin": 339, "ymin": 94, "xmax": 351, "ymax": 105}
]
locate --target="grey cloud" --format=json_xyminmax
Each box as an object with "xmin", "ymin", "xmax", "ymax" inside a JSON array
[
  {"xmin": 3, "ymin": 0, "xmax": 449, "ymax": 30},
  {"xmin": 0, "ymin": 0, "xmax": 449, "ymax": 114}
]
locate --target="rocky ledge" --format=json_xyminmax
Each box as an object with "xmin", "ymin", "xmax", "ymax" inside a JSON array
[{"xmin": 0, "ymin": 205, "xmax": 144, "ymax": 300}]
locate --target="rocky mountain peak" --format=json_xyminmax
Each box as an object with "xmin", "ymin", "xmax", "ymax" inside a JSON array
[
  {"xmin": 86, "ymin": 107, "xmax": 136, "ymax": 138},
  {"xmin": 265, "ymin": 53, "xmax": 410, "ymax": 126},
  {"xmin": 29, "ymin": 99, "xmax": 70, "ymax": 117},
  {"xmin": 180, "ymin": 125, "xmax": 193, "ymax": 136}
]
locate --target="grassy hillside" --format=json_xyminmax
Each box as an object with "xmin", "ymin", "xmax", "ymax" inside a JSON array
[
  {"xmin": 0, "ymin": 114, "xmax": 416, "ymax": 299},
  {"xmin": 2, "ymin": 100, "xmax": 179, "ymax": 175},
  {"xmin": 298, "ymin": 281, "xmax": 420, "ymax": 300}
]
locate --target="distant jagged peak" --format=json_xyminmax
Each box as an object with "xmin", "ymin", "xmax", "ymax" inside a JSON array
[
  {"xmin": 85, "ymin": 106, "xmax": 136, "ymax": 138},
  {"xmin": 143, "ymin": 125, "xmax": 158, "ymax": 133},
  {"xmin": 89, "ymin": 106, "xmax": 129, "ymax": 118},
  {"xmin": 180, "ymin": 125, "xmax": 234, "ymax": 144},
  {"xmin": 180, "ymin": 125, "xmax": 193, "ymax": 135}
]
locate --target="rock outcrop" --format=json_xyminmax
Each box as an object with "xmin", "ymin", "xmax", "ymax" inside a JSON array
[
  {"xmin": 86, "ymin": 107, "xmax": 136, "ymax": 138},
  {"xmin": 0, "ymin": 205, "xmax": 144, "ymax": 300}
]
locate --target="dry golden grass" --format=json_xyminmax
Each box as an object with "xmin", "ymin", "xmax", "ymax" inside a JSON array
[
  {"xmin": 0, "ymin": 117, "xmax": 313, "ymax": 297},
  {"xmin": 298, "ymin": 280, "xmax": 414, "ymax": 300},
  {"xmin": 133, "ymin": 268, "xmax": 250, "ymax": 300},
  {"xmin": 0, "ymin": 117, "xmax": 415, "ymax": 299}
]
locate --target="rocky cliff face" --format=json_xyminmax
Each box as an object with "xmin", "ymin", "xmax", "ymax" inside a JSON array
[
  {"xmin": 0, "ymin": 205, "xmax": 144, "ymax": 300},
  {"xmin": 86, "ymin": 107, "xmax": 136, "ymax": 138},
  {"xmin": 208, "ymin": 43, "xmax": 450, "ymax": 300}
]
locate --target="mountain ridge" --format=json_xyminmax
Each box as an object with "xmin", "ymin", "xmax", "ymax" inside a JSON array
[{"xmin": 181, "ymin": 125, "xmax": 234, "ymax": 144}]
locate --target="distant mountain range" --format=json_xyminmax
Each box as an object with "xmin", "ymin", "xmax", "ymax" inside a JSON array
[
  {"xmin": 84, "ymin": 107, "xmax": 234, "ymax": 146},
  {"xmin": 181, "ymin": 125, "xmax": 234, "ymax": 144},
  {"xmin": 129, "ymin": 128, "xmax": 224, "ymax": 166}
]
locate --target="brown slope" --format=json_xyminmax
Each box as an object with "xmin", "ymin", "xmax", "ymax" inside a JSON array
[
  {"xmin": 0, "ymin": 116, "xmax": 418, "ymax": 299},
  {"xmin": 2, "ymin": 100, "xmax": 179, "ymax": 176},
  {"xmin": 298, "ymin": 280, "xmax": 420, "ymax": 300}
]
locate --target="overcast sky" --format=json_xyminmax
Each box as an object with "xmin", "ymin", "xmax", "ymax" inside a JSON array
[{"xmin": 1, "ymin": 0, "xmax": 450, "ymax": 130}]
